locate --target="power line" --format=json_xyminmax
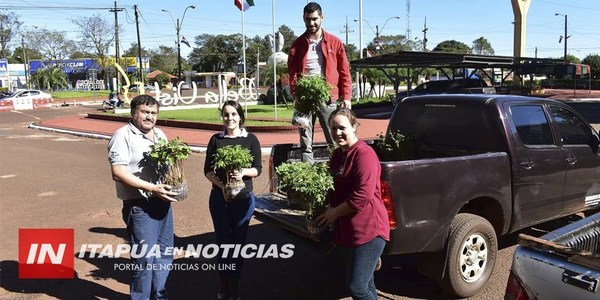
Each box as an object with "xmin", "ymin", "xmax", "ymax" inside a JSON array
[{"xmin": 0, "ymin": 5, "xmax": 123, "ymax": 10}]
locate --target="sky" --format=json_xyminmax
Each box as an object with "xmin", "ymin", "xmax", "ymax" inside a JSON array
[{"xmin": 3, "ymin": 0, "xmax": 600, "ymax": 61}]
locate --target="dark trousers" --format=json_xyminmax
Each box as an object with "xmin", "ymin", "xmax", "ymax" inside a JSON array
[
  {"xmin": 299, "ymin": 103, "xmax": 337, "ymax": 163},
  {"xmin": 122, "ymin": 198, "xmax": 173, "ymax": 300},
  {"xmin": 209, "ymin": 188, "xmax": 255, "ymax": 278},
  {"xmin": 343, "ymin": 236, "xmax": 386, "ymax": 300}
]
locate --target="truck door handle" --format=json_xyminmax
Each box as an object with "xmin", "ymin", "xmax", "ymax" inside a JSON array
[
  {"xmin": 520, "ymin": 160, "xmax": 535, "ymax": 169},
  {"xmin": 566, "ymin": 156, "xmax": 577, "ymax": 165}
]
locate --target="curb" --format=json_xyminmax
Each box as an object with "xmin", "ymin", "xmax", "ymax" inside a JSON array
[
  {"xmin": 87, "ymin": 113, "xmax": 300, "ymax": 133},
  {"xmin": 27, "ymin": 122, "xmax": 279, "ymax": 154}
]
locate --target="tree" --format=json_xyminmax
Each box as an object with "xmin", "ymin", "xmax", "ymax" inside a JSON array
[
  {"xmin": 122, "ymin": 42, "xmax": 150, "ymax": 58},
  {"xmin": 373, "ymin": 34, "xmax": 413, "ymax": 54},
  {"xmin": 154, "ymin": 72, "xmax": 171, "ymax": 88},
  {"xmin": 69, "ymin": 50, "xmax": 96, "ymax": 59},
  {"xmin": 149, "ymin": 45, "xmax": 179, "ymax": 75},
  {"xmin": 0, "ymin": 12, "xmax": 22, "ymax": 59},
  {"xmin": 277, "ymin": 25, "xmax": 296, "ymax": 53},
  {"xmin": 344, "ymin": 43, "xmax": 358, "ymax": 63},
  {"xmin": 8, "ymin": 45, "xmax": 43, "ymax": 63},
  {"xmin": 582, "ymin": 54, "xmax": 600, "ymax": 79},
  {"xmin": 472, "ymin": 37, "xmax": 494, "ymax": 55},
  {"xmin": 565, "ymin": 54, "xmax": 581, "ymax": 64},
  {"xmin": 246, "ymin": 35, "xmax": 272, "ymax": 74},
  {"xmin": 188, "ymin": 34, "xmax": 242, "ymax": 72},
  {"xmin": 30, "ymin": 66, "xmax": 68, "ymax": 91},
  {"xmin": 71, "ymin": 14, "xmax": 115, "ymax": 72},
  {"xmin": 433, "ymin": 40, "xmax": 471, "ymax": 54},
  {"xmin": 27, "ymin": 29, "xmax": 77, "ymax": 63}
]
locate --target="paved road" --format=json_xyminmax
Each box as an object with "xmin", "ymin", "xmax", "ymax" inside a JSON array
[{"xmin": 0, "ymin": 106, "xmax": 589, "ymax": 300}]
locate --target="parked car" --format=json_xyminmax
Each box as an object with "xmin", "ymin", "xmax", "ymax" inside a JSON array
[
  {"xmin": 128, "ymin": 84, "xmax": 155, "ymax": 92},
  {"xmin": 1, "ymin": 89, "xmax": 53, "ymax": 102},
  {"xmin": 392, "ymin": 78, "xmax": 496, "ymax": 105},
  {"xmin": 0, "ymin": 89, "xmax": 54, "ymax": 111},
  {"xmin": 255, "ymin": 94, "xmax": 600, "ymax": 298},
  {"xmin": 263, "ymin": 84, "xmax": 292, "ymax": 105},
  {"xmin": 179, "ymin": 82, "xmax": 190, "ymax": 90},
  {"xmin": 505, "ymin": 212, "xmax": 600, "ymax": 300}
]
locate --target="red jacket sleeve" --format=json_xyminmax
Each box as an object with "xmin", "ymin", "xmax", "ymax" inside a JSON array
[{"xmin": 335, "ymin": 43, "xmax": 352, "ymax": 101}]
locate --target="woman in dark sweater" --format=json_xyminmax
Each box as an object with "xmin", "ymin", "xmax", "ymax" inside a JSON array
[
  {"xmin": 318, "ymin": 108, "xmax": 390, "ymax": 300},
  {"xmin": 204, "ymin": 100, "xmax": 262, "ymax": 300}
]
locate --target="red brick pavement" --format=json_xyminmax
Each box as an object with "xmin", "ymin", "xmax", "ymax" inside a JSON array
[
  {"xmin": 33, "ymin": 88, "xmax": 600, "ymax": 149},
  {"xmin": 36, "ymin": 114, "xmax": 389, "ymax": 149}
]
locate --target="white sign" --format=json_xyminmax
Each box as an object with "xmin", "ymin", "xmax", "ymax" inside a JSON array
[{"xmin": 114, "ymin": 62, "xmax": 257, "ymax": 107}]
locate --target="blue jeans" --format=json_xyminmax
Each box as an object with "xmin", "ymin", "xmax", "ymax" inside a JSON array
[
  {"xmin": 299, "ymin": 102, "xmax": 337, "ymax": 163},
  {"xmin": 209, "ymin": 188, "xmax": 255, "ymax": 278},
  {"xmin": 122, "ymin": 198, "xmax": 174, "ymax": 300},
  {"xmin": 343, "ymin": 236, "xmax": 386, "ymax": 300}
]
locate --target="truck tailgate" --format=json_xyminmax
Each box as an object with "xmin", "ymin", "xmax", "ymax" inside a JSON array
[
  {"xmin": 508, "ymin": 213, "xmax": 600, "ymax": 300},
  {"xmin": 255, "ymin": 193, "xmax": 323, "ymax": 243}
]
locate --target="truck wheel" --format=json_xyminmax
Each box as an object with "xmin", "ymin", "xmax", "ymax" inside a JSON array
[{"xmin": 443, "ymin": 213, "xmax": 497, "ymax": 298}]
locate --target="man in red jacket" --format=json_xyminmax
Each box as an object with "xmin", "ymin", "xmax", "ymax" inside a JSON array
[{"xmin": 288, "ymin": 1, "xmax": 352, "ymax": 163}]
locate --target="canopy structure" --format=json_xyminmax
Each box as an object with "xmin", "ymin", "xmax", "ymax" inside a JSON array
[{"xmin": 350, "ymin": 50, "xmax": 571, "ymax": 92}]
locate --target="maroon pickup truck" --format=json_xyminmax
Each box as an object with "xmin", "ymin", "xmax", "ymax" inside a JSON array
[{"xmin": 255, "ymin": 94, "xmax": 600, "ymax": 298}]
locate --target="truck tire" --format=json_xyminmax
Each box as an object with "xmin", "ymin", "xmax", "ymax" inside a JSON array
[{"xmin": 443, "ymin": 213, "xmax": 497, "ymax": 298}]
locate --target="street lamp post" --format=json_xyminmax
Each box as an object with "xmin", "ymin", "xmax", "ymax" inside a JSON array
[
  {"xmin": 20, "ymin": 35, "xmax": 29, "ymax": 89},
  {"xmin": 354, "ymin": 16, "xmax": 400, "ymax": 52},
  {"xmin": 162, "ymin": 5, "xmax": 196, "ymax": 82},
  {"xmin": 555, "ymin": 13, "xmax": 568, "ymax": 60}
]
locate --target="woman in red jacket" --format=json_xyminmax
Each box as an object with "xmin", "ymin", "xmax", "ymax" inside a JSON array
[{"xmin": 318, "ymin": 108, "xmax": 390, "ymax": 300}]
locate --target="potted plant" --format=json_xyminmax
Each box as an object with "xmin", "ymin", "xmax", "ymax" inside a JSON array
[
  {"xmin": 275, "ymin": 161, "xmax": 334, "ymax": 234},
  {"xmin": 376, "ymin": 130, "xmax": 416, "ymax": 161},
  {"xmin": 294, "ymin": 75, "xmax": 333, "ymax": 114},
  {"xmin": 148, "ymin": 137, "xmax": 192, "ymax": 201},
  {"xmin": 213, "ymin": 145, "xmax": 254, "ymax": 201}
]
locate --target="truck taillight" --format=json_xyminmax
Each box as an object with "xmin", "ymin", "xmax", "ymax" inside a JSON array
[
  {"xmin": 269, "ymin": 155, "xmax": 274, "ymax": 193},
  {"xmin": 381, "ymin": 180, "xmax": 397, "ymax": 229},
  {"xmin": 505, "ymin": 270, "xmax": 529, "ymax": 300}
]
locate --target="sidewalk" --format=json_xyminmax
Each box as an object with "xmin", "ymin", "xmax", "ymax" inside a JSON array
[{"xmin": 31, "ymin": 111, "xmax": 390, "ymax": 153}]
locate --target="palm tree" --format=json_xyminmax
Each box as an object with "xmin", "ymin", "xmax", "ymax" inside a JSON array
[{"xmin": 31, "ymin": 67, "xmax": 68, "ymax": 91}]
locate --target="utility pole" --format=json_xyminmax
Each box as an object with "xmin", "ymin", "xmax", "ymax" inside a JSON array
[
  {"xmin": 134, "ymin": 5, "xmax": 144, "ymax": 83},
  {"xmin": 564, "ymin": 14, "xmax": 568, "ymax": 60},
  {"xmin": 21, "ymin": 35, "xmax": 29, "ymax": 88},
  {"xmin": 406, "ymin": 0, "xmax": 411, "ymax": 40},
  {"xmin": 341, "ymin": 16, "xmax": 354, "ymax": 47},
  {"xmin": 375, "ymin": 25, "xmax": 380, "ymax": 51},
  {"xmin": 162, "ymin": 6, "xmax": 195, "ymax": 82},
  {"xmin": 110, "ymin": 1, "xmax": 123, "ymax": 92},
  {"xmin": 422, "ymin": 17, "xmax": 428, "ymax": 51}
]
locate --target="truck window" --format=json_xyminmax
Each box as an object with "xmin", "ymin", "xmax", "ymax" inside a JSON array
[
  {"xmin": 509, "ymin": 105, "xmax": 554, "ymax": 146},
  {"xmin": 550, "ymin": 106, "xmax": 595, "ymax": 145},
  {"xmin": 390, "ymin": 102, "xmax": 506, "ymax": 151}
]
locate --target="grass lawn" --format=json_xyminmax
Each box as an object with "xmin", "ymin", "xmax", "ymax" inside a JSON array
[
  {"xmin": 53, "ymin": 90, "xmax": 111, "ymax": 99},
  {"xmin": 148, "ymin": 104, "xmax": 295, "ymax": 126}
]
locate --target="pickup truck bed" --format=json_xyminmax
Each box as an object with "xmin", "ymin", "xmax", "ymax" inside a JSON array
[{"xmin": 256, "ymin": 146, "xmax": 511, "ymax": 254}]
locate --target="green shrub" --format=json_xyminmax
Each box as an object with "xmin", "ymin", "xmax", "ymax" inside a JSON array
[
  {"xmin": 294, "ymin": 75, "xmax": 332, "ymax": 113},
  {"xmin": 148, "ymin": 137, "xmax": 192, "ymax": 185},
  {"xmin": 213, "ymin": 145, "xmax": 253, "ymax": 172},
  {"xmin": 275, "ymin": 162, "xmax": 333, "ymax": 218}
]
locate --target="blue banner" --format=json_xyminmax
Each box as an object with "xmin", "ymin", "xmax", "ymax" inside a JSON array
[
  {"xmin": 0, "ymin": 59, "xmax": 7, "ymax": 76},
  {"xmin": 29, "ymin": 59, "xmax": 98, "ymax": 74}
]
